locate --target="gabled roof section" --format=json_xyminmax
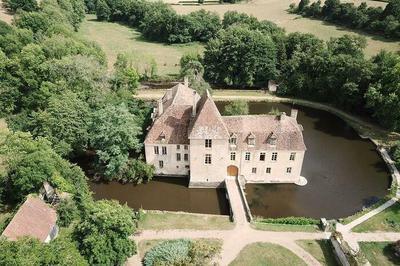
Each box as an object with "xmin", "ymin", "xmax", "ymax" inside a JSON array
[
  {"xmin": 189, "ymin": 91, "xmax": 229, "ymax": 139},
  {"xmin": 2, "ymin": 196, "xmax": 57, "ymax": 242}
]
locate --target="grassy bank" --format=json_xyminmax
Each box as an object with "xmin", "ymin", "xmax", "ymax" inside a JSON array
[
  {"xmin": 172, "ymin": 0, "xmax": 399, "ymax": 57},
  {"xmin": 296, "ymin": 240, "xmax": 339, "ymax": 266},
  {"xmin": 360, "ymin": 242, "xmax": 400, "ymax": 265},
  {"xmin": 251, "ymin": 222, "xmax": 320, "ymax": 232},
  {"xmin": 352, "ymin": 202, "xmax": 400, "ymax": 232},
  {"xmin": 77, "ymin": 15, "xmax": 203, "ymax": 75},
  {"xmin": 138, "ymin": 210, "xmax": 234, "ymax": 230},
  {"xmin": 230, "ymin": 242, "xmax": 307, "ymax": 266}
]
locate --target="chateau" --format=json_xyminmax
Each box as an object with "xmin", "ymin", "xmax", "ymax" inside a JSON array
[{"xmin": 144, "ymin": 83, "xmax": 307, "ymax": 188}]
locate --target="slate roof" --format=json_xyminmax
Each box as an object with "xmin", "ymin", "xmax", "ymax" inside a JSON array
[
  {"xmin": 2, "ymin": 197, "xmax": 57, "ymax": 242},
  {"xmin": 222, "ymin": 114, "xmax": 306, "ymax": 151}
]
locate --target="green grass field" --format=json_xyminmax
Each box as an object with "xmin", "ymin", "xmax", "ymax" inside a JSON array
[
  {"xmin": 360, "ymin": 242, "xmax": 400, "ymax": 266},
  {"xmin": 77, "ymin": 15, "xmax": 203, "ymax": 76},
  {"xmin": 230, "ymin": 242, "xmax": 307, "ymax": 266},
  {"xmin": 138, "ymin": 211, "xmax": 234, "ymax": 230},
  {"xmin": 296, "ymin": 240, "xmax": 339, "ymax": 266},
  {"xmin": 352, "ymin": 202, "xmax": 400, "ymax": 232},
  {"xmin": 173, "ymin": 0, "xmax": 399, "ymax": 57}
]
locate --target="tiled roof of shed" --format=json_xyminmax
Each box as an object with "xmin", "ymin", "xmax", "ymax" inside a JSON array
[{"xmin": 2, "ymin": 197, "xmax": 57, "ymax": 242}]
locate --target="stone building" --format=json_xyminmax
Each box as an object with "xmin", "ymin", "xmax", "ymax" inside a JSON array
[{"xmin": 144, "ymin": 83, "xmax": 306, "ymax": 187}]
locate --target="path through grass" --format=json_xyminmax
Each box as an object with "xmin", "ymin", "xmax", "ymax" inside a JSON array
[
  {"xmin": 77, "ymin": 15, "xmax": 203, "ymax": 75},
  {"xmin": 229, "ymin": 242, "xmax": 307, "ymax": 266},
  {"xmin": 352, "ymin": 202, "xmax": 400, "ymax": 232}
]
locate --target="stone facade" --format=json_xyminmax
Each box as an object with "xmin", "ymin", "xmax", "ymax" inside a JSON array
[{"xmin": 144, "ymin": 83, "xmax": 307, "ymax": 188}]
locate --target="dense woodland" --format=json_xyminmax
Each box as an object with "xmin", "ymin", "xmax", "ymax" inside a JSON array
[
  {"xmin": 292, "ymin": 0, "xmax": 400, "ymax": 39},
  {"xmin": 0, "ymin": 0, "xmax": 400, "ymax": 265}
]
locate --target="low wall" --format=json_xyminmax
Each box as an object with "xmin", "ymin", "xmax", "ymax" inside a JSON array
[
  {"xmin": 331, "ymin": 236, "xmax": 351, "ymax": 266},
  {"xmin": 237, "ymin": 178, "xmax": 253, "ymax": 222}
]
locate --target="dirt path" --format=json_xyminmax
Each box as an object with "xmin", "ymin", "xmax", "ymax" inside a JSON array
[{"xmin": 0, "ymin": 1, "xmax": 13, "ymax": 24}]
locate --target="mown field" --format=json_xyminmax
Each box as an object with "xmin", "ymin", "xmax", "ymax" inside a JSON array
[
  {"xmin": 77, "ymin": 15, "xmax": 203, "ymax": 75},
  {"xmin": 173, "ymin": 0, "xmax": 399, "ymax": 57}
]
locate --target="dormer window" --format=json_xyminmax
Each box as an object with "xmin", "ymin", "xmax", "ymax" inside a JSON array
[
  {"xmin": 247, "ymin": 133, "xmax": 255, "ymax": 146},
  {"xmin": 159, "ymin": 131, "xmax": 166, "ymax": 142},
  {"xmin": 267, "ymin": 132, "xmax": 277, "ymax": 146},
  {"xmin": 229, "ymin": 133, "xmax": 237, "ymax": 145}
]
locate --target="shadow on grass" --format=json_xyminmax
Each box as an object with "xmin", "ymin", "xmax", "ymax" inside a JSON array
[{"xmin": 382, "ymin": 243, "xmax": 400, "ymax": 265}]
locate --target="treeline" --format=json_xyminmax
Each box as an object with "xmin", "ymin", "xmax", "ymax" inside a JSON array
[
  {"xmin": 173, "ymin": 12, "xmax": 400, "ymax": 132},
  {"xmin": 0, "ymin": 1, "xmax": 154, "ymax": 264},
  {"xmin": 292, "ymin": 0, "xmax": 400, "ymax": 39}
]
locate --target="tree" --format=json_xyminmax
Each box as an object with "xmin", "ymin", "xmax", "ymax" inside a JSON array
[
  {"xmin": 89, "ymin": 104, "xmax": 142, "ymax": 178},
  {"xmin": 393, "ymin": 240, "xmax": 400, "ymax": 258},
  {"xmin": 57, "ymin": 198, "xmax": 79, "ymax": 227},
  {"xmin": 112, "ymin": 53, "xmax": 140, "ymax": 92},
  {"xmin": 96, "ymin": 0, "xmax": 111, "ymax": 21},
  {"xmin": 298, "ymin": 0, "xmax": 310, "ymax": 13},
  {"xmin": 3, "ymin": 0, "xmax": 38, "ymax": 12},
  {"xmin": 204, "ymin": 26, "xmax": 277, "ymax": 87},
  {"xmin": 30, "ymin": 91, "xmax": 91, "ymax": 156},
  {"xmin": 75, "ymin": 200, "xmax": 136, "ymax": 265},
  {"xmin": 223, "ymin": 100, "xmax": 249, "ymax": 116}
]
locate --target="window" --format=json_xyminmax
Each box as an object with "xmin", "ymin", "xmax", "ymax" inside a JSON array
[
  {"xmin": 184, "ymin": 154, "xmax": 189, "ymax": 161},
  {"xmin": 252, "ymin": 167, "xmax": 257, "ymax": 174},
  {"xmin": 162, "ymin": 146, "xmax": 167, "ymax": 155},
  {"xmin": 205, "ymin": 154, "xmax": 212, "ymax": 164},
  {"xmin": 245, "ymin": 152, "xmax": 251, "ymax": 161},
  {"xmin": 176, "ymin": 153, "xmax": 181, "ymax": 161},
  {"xmin": 177, "ymin": 145, "xmax": 180, "ymax": 150},
  {"xmin": 159, "ymin": 161, "xmax": 164, "ymax": 168},
  {"xmin": 205, "ymin": 139, "xmax": 212, "ymax": 148},
  {"xmin": 185, "ymin": 165, "xmax": 190, "ymax": 169},
  {"xmin": 286, "ymin": 167, "xmax": 292, "ymax": 173},
  {"xmin": 266, "ymin": 167, "xmax": 271, "ymax": 174},
  {"xmin": 184, "ymin": 145, "xmax": 188, "ymax": 150},
  {"xmin": 290, "ymin": 152, "xmax": 296, "ymax": 161},
  {"xmin": 230, "ymin": 152, "xmax": 236, "ymax": 161},
  {"xmin": 154, "ymin": 146, "xmax": 159, "ymax": 155},
  {"xmin": 271, "ymin": 152, "xmax": 278, "ymax": 161},
  {"xmin": 259, "ymin": 152, "xmax": 266, "ymax": 161},
  {"xmin": 229, "ymin": 137, "xmax": 237, "ymax": 145}
]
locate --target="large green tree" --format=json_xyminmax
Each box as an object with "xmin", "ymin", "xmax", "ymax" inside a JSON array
[
  {"xmin": 204, "ymin": 25, "xmax": 277, "ymax": 87},
  {"xmin": 89, "ymin": 104, "xmax": 142, "ymax": 178},
  {"xmin": 75, "ymin": 200, "xmax": 136, "ymax": 265}
]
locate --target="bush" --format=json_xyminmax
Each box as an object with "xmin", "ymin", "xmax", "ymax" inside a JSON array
[
  {"xmin": 390, "ymin": 142, "xmax": 400, "ymax": 169},
  {"xmin": 256, "ymin": 216, "xmax": 319, "ymax": 225},
  {"xmin": 117, "ymin": 159, "xmax": 155, "ymax": 184},
  {"xmin": 393, "ymin": 240, "xmax": 400, "ymax": 258},
  {"xmin": 144, "ymin": 239, "xmax": 222, "ymax": 266},
  {"xmin": 144, "ymin": 239, "xmax": 191, "ymax": 266},
  {"xmin": 57, "ymin": 198, "xmax": 79, "ymax": 227},
  {"xmin": 3, "ymin": 0, "xmax": 38, "ymax": 12}
]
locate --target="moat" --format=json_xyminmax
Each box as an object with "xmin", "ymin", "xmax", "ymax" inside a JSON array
[{"xmin": 89, "ymin": 101, "xmax": 391, "ymax": 219}]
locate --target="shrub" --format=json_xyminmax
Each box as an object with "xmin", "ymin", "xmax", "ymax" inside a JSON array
[
  {"xmin": 393, "ymin": 240, "xmax": 400, "ymax": 258},
  {"xmin": 117, "ymin": 159, "xmax": 155, "ymax": 184},
  {"xmin": 390, "ymin": 142, "xmax": 400, "ymax": 169},
  {"xmin": 256, "ymin": 216, "xmax": 319, "ymax": 225},
  {"xmin": 143, "ymin": 239, "xmax": 191, "ymax": 266},
  {"xmin": 57, "ymin": 198, "xmax": 79, "ymax": 227}
]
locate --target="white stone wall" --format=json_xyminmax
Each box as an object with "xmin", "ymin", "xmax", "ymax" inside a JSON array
[
  {"xmin": 230, "ymin": 149, "xmax": 305, "ymax": 183},
  {"xmin": 189, "ymin": 139, "xmax": 229, "ymax": 186},
  {"xmin": 145, "ymin": 143, "xmax": 190, "ymax": 176}
]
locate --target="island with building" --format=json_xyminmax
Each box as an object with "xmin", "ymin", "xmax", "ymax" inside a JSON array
[{"xmin": 145, "ymin": 83, "xmax": 307, "ymax": 188}]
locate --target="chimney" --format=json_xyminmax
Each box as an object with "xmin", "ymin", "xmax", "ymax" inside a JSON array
[
  {"xmin": 192, "ymin": 91, "xmax": 197, "ymax": 117},
  {"xmin": 290, "ymin": 109, "xmax": 298, "ymax": 120},
  {"xmin": 184, "ymin": 76, "xmax": 189, "ymax": 87},
  {"xmin": 158, "ymin": 99, "xmax": 163, "ymax": 116}
]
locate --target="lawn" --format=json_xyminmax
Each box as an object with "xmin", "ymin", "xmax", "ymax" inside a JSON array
[
  {"xmin": 229, "ymin": 242, "xmax": 307, "ymax": 266},
  {"xmin": 296, "ymin": 240, "xmax": 339, "ymax": 266},
  {"xmin": 173, "ymin": 0, "xmax": 399, "ymax": 57},
  {"xmin": 77, "ymin": 15, "xmax": 203, "ymax": 76},
  {"xmin": 360, "ymin": 242, "xmax": 400, "ymax": 266},
  {"xmin": 251, "ymin": 222, "xmax": 320, "ymax": 232},
  {"xmin": 137, "ymin": 210, "xmax": 234, "ymax": 230},
  {"xmin": 352, "ymin": 202, "xmax": 400, "ymax": 232}
]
